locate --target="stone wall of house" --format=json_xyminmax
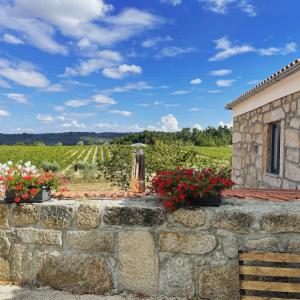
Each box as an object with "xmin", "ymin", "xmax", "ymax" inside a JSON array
[
  {"xmin": 232, "ymin": 90, "xmax": 300, "ymax": 188},
  {"xmin": 1, "ymin": 199, "xmax": 300, "ymax": 299}
]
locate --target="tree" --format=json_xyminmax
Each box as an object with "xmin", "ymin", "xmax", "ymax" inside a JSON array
[
  {"xmin": 77, "ymin": 140, "xmax": 84, "ymax": 146},
  {"xmin": 33, "ymin": 141, "xmax": 45, "ymax": 146}
]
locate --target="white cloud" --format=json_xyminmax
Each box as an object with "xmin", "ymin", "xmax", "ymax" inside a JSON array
[
  {"xmin": 209, "ymin": 37, "xmax": 254, "ymax": 61},
  {"xmin": 0, "ymin": 79, "xmax": 11, "ymax": 88},
  {"xmin": 60, "ymin": 112, "xmax": 95, "ymax": 119},
  {"xmin": 53, "ymin": 106, "xmax": 65, "ymax": 112},
  {"xmin": 108, "ymin": 110, "xmax": 133, "ymax": 117},
  {"xmin": 93, "ymin": 114, "xmax": 180, "ymax": 133},
  {"xmin": 61, "ymin": 120, "xmax": 86, "ymax": 129},
  {"xmin": 210, "ymin": 37, "xmax": 297, "ymax": 61},
  {"xmin": 219, "ymin": 121, "xmax": 233, "ymax": 128},
  {"xmin": 200, "ymin": 0, "xmax": 257, "ymax": 17},
  {"xmin": 36, "ymin": 114, "xmax": 54, "ymax": 123},
  {"xmin": 161, "ymin": 114, "xmax": 180, "ymax": 132},
  {"xmin": 208, "ymin": 90, "xmax": 221, "ymax": 94},
  {"xmin": 171, "ymin": 90, "xmax": 190, "ymax": 95},
  {"xmin": 44, "ymin": 83, "xmax": 66, "ymax": 92},
  {"xmin": 283, "ymin": 42, "xmax": 297, "ymax": 54},
  {"xmin": 92, "ymin": 94, "xmax": 117, "ymax": 106},
  {"xmin": 210, "ymin": 69, "xmax": 232, "ymax": 76},
  {"xmin": 2, "ymin": 33, "xmax": 24, "ymax": 45},
  {"xmin": 142, "ymin": 35, "xmax": 172, "ymax": 48},
  {"xmin": 190, "ymin": 107, "xmax": 200, "ymax": 112},
  {"xmin": 190, "ymin": 78, "xmax": 202, "ymax": 85},
  {"xmin": 63, "ymin": 50, "xmax": 123, "ymax": 77},
  {"xmin": 238, "ymin": 0, "xmax": 257, "ymax": 17},
  {"xmin": 64, "ymin": 99, "xmax": 89, "ymax": 107},
  {"xmin": 119, "ymin": 64, "xmax": 142, "ymax": 74},
  {"xmin": 247, "ymin": 79, "xmax": 260, "ymax": 85},
  {"xmin": 160, "ymin": 0, "xmax": 182, "ymax": 5},
  {"xmin": 5, "ymin": 93, "xmax": 28, "ymax": 104},
  {"xmin": 193, "ymin": 123, "xmax": 203, "ymax": 130},
  {"xmin": 157, "ymin": 46, "xmax": 195, "ymax": 58},
  {"xmin": 103, "ymin": 64, "xmax": 142, "ymax": 79},
  {"xmin": 216, "ymin": 79, "xmax": 235, "ymax": 87},
  {"xmin": 93, "ymin": 122, "xmax": 144, "ymax": 132},
  {"xmin": 0, "ymin": 1, "xmax": 162, "ymax": 54},
  {"xmin": 258, "ymin": 42, "xmax": 297, "ymax": 56},
  {"xmin": 0, "ymin": 58, "xmax": 50, "ymax": 88},
  {"xmin": 0, "ymin": 109, "xmax": 10, "ymax": 117},
  {"xmin": 104, "ymin": 81, "xmax": 153, "ymax": 94}
]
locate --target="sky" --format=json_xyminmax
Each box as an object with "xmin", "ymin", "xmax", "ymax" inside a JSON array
[{"xmin": 0, "ymin": 0, "xmax": 299, "ymax": 134}]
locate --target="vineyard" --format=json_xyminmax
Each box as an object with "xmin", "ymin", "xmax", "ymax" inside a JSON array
[{"xmin": 0, "ymin": 144, "xmax": 232, "ymax": 190}]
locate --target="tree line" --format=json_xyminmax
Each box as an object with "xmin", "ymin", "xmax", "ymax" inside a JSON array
[{"xmin": 112, "ymin": 126, "xmax": 232, "ymax": 146}]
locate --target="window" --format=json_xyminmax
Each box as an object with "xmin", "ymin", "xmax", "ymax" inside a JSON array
[{"xmin": 269, "ymin": 122, "xmax": 281, "ymax": 174}]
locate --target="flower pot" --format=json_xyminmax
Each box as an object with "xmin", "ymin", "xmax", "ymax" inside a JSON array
[
  {"xmin": 189, "ymin": 194, "xmax": 221, "ymax": 207},
  {"xmin": 4, "ymin": 187, "xmax": 51, "ymax": 203}
]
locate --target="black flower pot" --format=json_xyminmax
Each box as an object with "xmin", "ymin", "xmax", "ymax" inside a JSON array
[
  {"xmin": 4, "ymin": 187, "xmax": 51, "ymax": 203},
  {"xmin": 189, "ymin": 194, "xmax": 221, "ymax": 207}
]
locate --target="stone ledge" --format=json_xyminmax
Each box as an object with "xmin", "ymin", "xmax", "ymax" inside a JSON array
[{"xmin": 1, "ymin": 198, "xmax": 300, "ymax": 298}]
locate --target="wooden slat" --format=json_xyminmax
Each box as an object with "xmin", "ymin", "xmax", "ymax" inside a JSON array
[
  {"xmin": 240, "ymin": 280, "xmax": 300, "ymax": 293},
  {"xmin": 239, "ymin": 252, "xmax": 300, "ymax": 263},
  {"xmin": 240, "ymin": 265, "xmax": 300, "ymax": 277},
  {"xmin": 241, "ymin": 296, "xmax": 300, "ymax": 300}
]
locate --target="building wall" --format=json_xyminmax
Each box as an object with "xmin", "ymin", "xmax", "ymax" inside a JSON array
[
  {"xmin": 232, "ymin": 90, "xmax": 300, "ymax": 188},
  {"xmin": 232, "ymin": 70, "xmax": 300, "ymax": 117},
  {"xmin": 1, "ymin": 199, "xmax": 300, "ymax": 300}
]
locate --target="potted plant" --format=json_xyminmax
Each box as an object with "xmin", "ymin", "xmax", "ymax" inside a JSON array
[
  {"xmin": 151, "ymin": 167, "xmax": 235, "ymax": 211},
  {"xmin": 0, "ymin": 161, "xmax": 66, "ymax": 203}
]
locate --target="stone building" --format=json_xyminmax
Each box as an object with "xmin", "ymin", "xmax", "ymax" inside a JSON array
[{"xmin": 226, "ymin": 59, "xmax": 300, "ymax": 188}]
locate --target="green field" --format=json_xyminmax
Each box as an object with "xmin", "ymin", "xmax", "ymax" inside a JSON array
[{"xmin": 0, "ymin": 145, "xmax": 232, "ymax": 190}]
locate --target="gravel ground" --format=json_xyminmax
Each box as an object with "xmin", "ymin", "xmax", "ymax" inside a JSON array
[
  {"xmin": 0, "ymin": 285, "xmax": 127, "ymax": 300},
  {"xmin": 0, "ymin": 285, "xmax": 188, "ymax": 300}
]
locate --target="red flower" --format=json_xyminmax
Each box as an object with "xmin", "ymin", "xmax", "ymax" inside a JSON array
[
  {"xmin": 15, "ymin": 184, "xmax": 23, "ymax": 191},
  {"xmin": 15, "ymin": 197, "xmax": 21, "ymax": 203},
  {"xmin": 30, "ymin": 188, "xmax": 39, "ymax": 195},
  {"xmin": 21, "ymin": 193, "xmax": 29, "ymax": 200},
  {"xmin": 179, "ymin": 194, "xmax": 185, "ymax": 201},
  {"xmin": 165, "ymin": 200, "xmax": 173, "ymax": 208}
]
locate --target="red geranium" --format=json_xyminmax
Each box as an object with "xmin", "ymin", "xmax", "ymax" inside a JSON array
[
  {"xmin": 0, "ymin": 162, "xmax": 67, "ymax": 203},
  {"xmin": 152, "ymin": 167, "xmax": 235, "ymax": 211}
]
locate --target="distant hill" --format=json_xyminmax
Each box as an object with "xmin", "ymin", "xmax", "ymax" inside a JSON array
[{"xmin": 0, "ymin": 132, "xmax": 128, "ymax": 145}]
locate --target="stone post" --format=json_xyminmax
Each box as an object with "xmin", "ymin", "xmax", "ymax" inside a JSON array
[{"xmin": 131, "ymin": 149, "xmax": 145, "ymax": 193}]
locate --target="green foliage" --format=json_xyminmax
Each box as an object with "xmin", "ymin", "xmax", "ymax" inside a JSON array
[
  {"xmin": 41, "ymin": 161, "xmax": 60, "ymax": 172},
  {"xmin": 73, "ymin": 160, "xmax": 86, "ymax": 171},
  {"xmin": 102, "ymin": 142, "xmax": 232, "ymax": 189},
  {"xmin": 0, "ymin": 144, "xmax": 232, "ymax": 189},
  {"xmin": 77, "ymin": 140, "xmax": 84, "ymax": 146},
  {"xmin": 102, "ymin": 145, "xmax": 132, "ymax": 189},
  {"xmin": 33, "ymin": 141, "xmax": 46, "ymax": 146},
  {"xmin": 112, "ymin": 126, "xmax": 232, "ymax": 147}
]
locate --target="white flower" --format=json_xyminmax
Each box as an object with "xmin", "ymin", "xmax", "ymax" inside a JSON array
[
  {"xmin": 24, "ymin": 161, "xmax": 31, "ymax": 167},
  {"xmin": 7, "ymin": 161, "xmax": 13, "ymax": 166}
]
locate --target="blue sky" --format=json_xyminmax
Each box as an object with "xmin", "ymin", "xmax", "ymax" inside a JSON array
[{"xmin": 0, "ymin": 0, "xmax": 299, "ymax": 133}]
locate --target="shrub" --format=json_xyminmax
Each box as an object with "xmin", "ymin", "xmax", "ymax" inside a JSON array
[
  {"xmin": 73, "ymin": 160, "xmax": 86, "ymax": 171},
  {"xmin": 41, "ymin": 161, "xmax": 60, "ymax": 172}
]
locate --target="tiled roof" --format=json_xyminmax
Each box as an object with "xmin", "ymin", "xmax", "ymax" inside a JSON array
[
  {"xmin": 222, "ymin": 189, "xmax": 300, "ymax": 201},
  {"xmin": 226, "ymin": 58, "xmax": 300, "ymax": 109}
]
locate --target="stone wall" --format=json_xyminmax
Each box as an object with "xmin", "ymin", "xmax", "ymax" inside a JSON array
[
  {"xmin": 1, "ymin": 198, "xmax": 300, "ymax": 299},
  {"xmin": 232, "ymin": 90, "xmax": 300, "ymax": 188}
]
